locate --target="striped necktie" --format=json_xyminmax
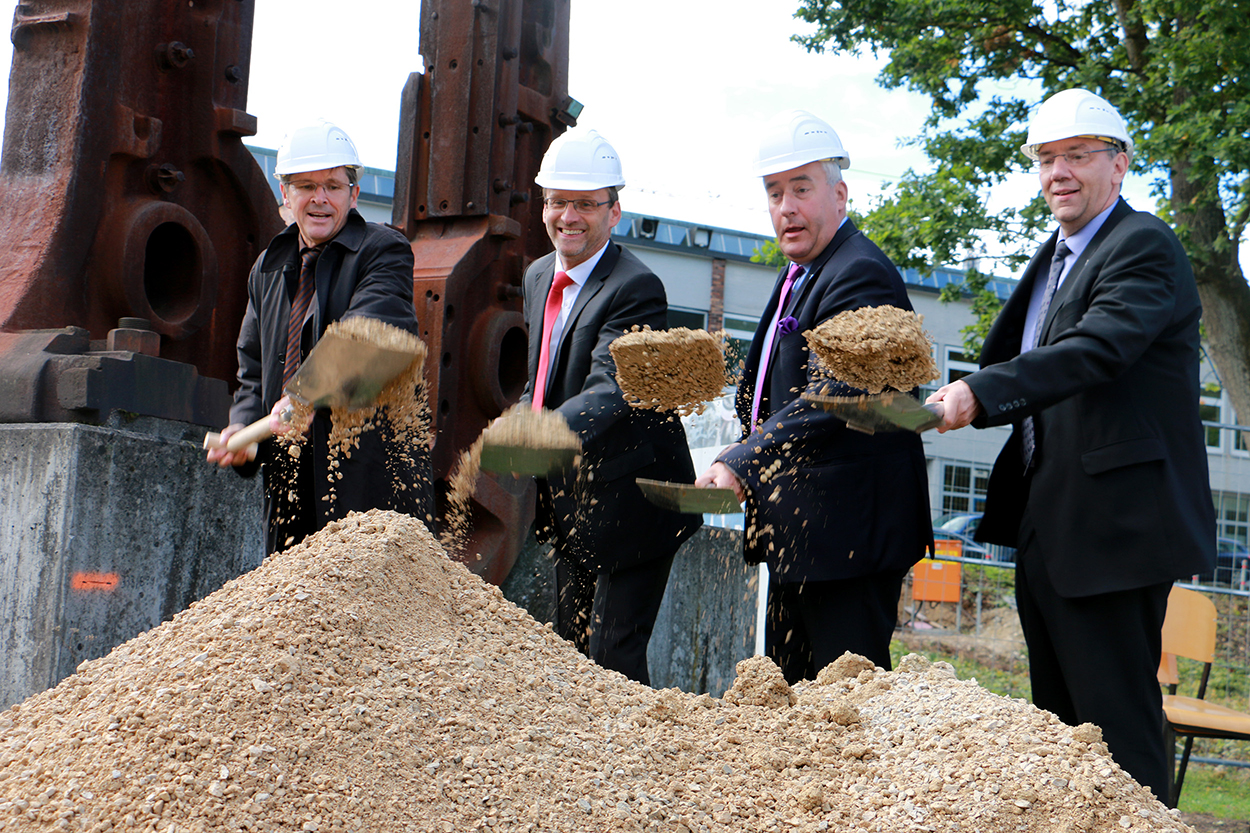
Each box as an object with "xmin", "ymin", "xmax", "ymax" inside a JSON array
[
  {"xmin": 283, "ymin": 246, "xmax": 322, "ymax": 389},
  {"xmin": 1021, "ymin": 239, "xmax": 1071, "ymax": 470}
]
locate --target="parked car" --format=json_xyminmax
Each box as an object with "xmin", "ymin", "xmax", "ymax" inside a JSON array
[
  {"xmin": 933, "ymin": 512, "xmax": 982, "ymax": 537},
  {"xmin": 931, "ymin": 522, "xmax": 1017, "ymax": 564},
  {"xmin": 1192, "ymin": 537, "xmax": 1250, "ymax": 589}
]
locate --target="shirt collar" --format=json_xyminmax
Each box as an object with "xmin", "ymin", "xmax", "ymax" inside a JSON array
[
  {"xmin": 557, "ymin": 241, "xmax": 611, "ymax": 287},
  {"xmin": 1060, "ymin": 200, "xmax": 1118, "ymax": 258}
]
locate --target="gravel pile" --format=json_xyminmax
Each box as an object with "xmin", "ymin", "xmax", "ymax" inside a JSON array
[
  {"xmin": 805, "ymin": 305, "xmax": 938, "ymax": 394},
  {"xmin": 0, "ymin": 510, "xmax": 1191, "ymax": 832},
  {"xmin": 610, "ymin": 327, "xmax": 728, "ymax": 416}
]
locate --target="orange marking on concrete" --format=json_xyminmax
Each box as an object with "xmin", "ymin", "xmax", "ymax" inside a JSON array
[{"xmin": 72, "ymin": 571, "xmax": 119, "ymax": 591}]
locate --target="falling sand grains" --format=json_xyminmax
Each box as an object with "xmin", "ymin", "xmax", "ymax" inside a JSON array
[
  {"xmin": 0, "ymin": 509, "xmax": 1194, "ymax": 833},
  {"xmin": 441, "ymin": 406, "xmax": 581, "ymax": 553},
  {"xmin": 805, "ymin": 305, "xmax": 938, "ymax": 394},
  {"xmin": 282, "ymin": 316, "xmax": 430, "ymax": 510},
  {"xmin": 479, "ymin": 404, "xmax": 581, "ymax": 453},
  {"xmin": 441, "ymin": 435, "xmax": 484, "ymax": 554},
  {"xmin": 611, "ymin": 326, "xmax": 729, "ymax": 415}
]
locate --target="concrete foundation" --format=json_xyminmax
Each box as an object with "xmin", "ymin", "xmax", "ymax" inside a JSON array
[
  {"xmin": 501, "ymin": 524, "xmax": 756, "ymax": 697},
  {"xmin": 0, "ymin": 420, "xmax": 264, "ymax": 708},
  {"xmin": 2, "ymin": 418, "xmax": 754, "ymax": 706}
]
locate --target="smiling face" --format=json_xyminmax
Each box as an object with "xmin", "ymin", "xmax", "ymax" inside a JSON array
[
  {"xmin": 1037, "ymin": 138, "xmax": 1127, "ymax": 237},
  {"xmin": 280, "ymin": 167, "xmax": 359, "ymax": 248},
  {"xmin": 765, "ymin": 161, "xmax": 847, "ymax": 264},
  {"xmin": 542, "ymin": 188, "xmax": 621, "ymax": 269}
]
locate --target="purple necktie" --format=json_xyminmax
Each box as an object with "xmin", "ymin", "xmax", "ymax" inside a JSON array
[
  {"xmin": 1021, "ymin": 239, "xmax": 1071, "ymax": 470},
  {"xmin": 751, "ymin": 262, "xmax": 802, "ymax": 426}
]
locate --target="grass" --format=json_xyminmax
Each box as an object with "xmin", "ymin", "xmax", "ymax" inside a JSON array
[{"xmin": 1175, "ymin": 764, "xmax": 1250, "ymax": 818}]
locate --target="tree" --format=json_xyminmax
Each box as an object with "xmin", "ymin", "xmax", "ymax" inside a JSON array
[{"xmin": 792, "ymin": 0, "xmax": 1250, "ymax": 421}]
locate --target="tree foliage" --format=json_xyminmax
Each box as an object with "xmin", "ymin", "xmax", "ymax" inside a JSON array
[{"xmin": 792, "ymin": 0, "xmax": 1250, "ymax": 417}]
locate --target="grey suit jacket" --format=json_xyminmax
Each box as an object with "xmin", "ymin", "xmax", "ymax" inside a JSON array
[{"xmin": 967, "ymin": 198, "xmax": 1215, "ymax": 596}]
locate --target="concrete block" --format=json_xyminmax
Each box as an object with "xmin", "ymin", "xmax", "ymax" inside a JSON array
[
  {"xmin": 501, "ymin": 524, "xmax": 757, "ymax": 697},
  {"xmin": 0, "ymin": 422, "xmax": 264, "ymax": 708}
]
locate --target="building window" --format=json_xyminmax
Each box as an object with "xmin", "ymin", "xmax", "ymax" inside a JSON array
[
  {"xmin": 1213, "ymin": 491, "xmax": 1250, "ymax": 546},
  {"xmin": 668, "ymin": 308, "xmax": 706, "ymax": 330},
  {"xmin": 1199, "ymin": 386, "xmax": 1223, "ymax": 452},
  {"xmin": 944, "ymin": 349, "xmax": 979, "ymax": 385},
  {"xmin": 941, "ymin": 462, "xmax": 990, "ymax": 517}
]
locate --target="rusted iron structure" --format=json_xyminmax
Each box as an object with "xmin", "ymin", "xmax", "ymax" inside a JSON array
[
  {"xmin": 0, "ymin": 0, "xmax": 572, "ymax": 582},
  {"xmin": 395, "ymin": 0, "xmax": 578, "ymax": 583},
  {"xmin": 0, "ymin": 0, "xmax": 281, "ymax": 424}
]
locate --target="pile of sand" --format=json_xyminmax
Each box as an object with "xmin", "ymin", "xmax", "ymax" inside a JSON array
[
  {"xmin": 805, "ymin": 305, "xmax": 938, "ymax": 394},
  {"xmin": 0, "ymin": 510, "xmax": 1191, "ymax": 832},
  {"xmin": 610, "ymin": 326, "xmax": 728, "ymax": 416}
]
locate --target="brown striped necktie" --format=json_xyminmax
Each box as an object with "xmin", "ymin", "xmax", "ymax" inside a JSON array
[{"xmin": 283, "ymin": 246, "xmax": 322, "ymax": 389}]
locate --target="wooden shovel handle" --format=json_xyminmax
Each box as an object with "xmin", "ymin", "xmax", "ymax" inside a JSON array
[{"xmin": 202, "ymin": 415, "xmax": 273, "ymax": 453}]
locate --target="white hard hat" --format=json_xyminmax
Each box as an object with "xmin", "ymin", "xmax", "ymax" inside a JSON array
[
  {"xmin": 1021, "ymin": 89, "xmax": 1134, "ymax": 160},
  {"xmin": 752, "ymin": 109, "xmax": 850, "ymax": 177},
  {"xmin": 535, "ymin": 129, "xmax": 625, "ymax": 190},
  {"xmin": 274, "ymin": 119, "xmax": 363, "ymax": 177}
]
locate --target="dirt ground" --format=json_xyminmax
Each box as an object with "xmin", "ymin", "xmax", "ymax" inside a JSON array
[{"xmin": 1181, "ymin": 813, "xmax": 1249, "ymax": 832}]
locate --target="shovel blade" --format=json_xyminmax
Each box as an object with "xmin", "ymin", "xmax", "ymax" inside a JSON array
[
  {"xmin": 636, "ymin": 478, "xmax": 743, "ymax": 515},
  {"xmin": 801, "ymin": 390, "xmax": 943, "ymax": 434},
  {"xmin": 286, "ymin": 330, "xmax": 420, "ymax": 411}
]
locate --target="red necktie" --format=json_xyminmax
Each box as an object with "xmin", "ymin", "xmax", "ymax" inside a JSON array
[
  {"xmin": 283, "ymin": 247, "xmax": 322, "ymax": 389},
  {"xmin": 751, "ymin": 262, "xmax": 802, "ymax": 425},
  {"xmin": 532, "ymin": 270, "xmax": 575, "ymax": 411}
]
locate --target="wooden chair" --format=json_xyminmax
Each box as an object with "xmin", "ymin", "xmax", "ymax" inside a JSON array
[{"xmin": 1158, "ymin": 586, "xmax": 1250, "ymax": 807}]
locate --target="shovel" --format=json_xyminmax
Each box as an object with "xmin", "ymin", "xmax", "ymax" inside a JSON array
[
  {"xmin": 636, "ymin": 478, "xmax": 743, "ymax": 515},
  {"xmin": 801, "ymin": 390, "xmax": 945, "ymax": 435},
  {"xmin": 203, "ymin": 329, "xmax": 423, "ymax": 454}
]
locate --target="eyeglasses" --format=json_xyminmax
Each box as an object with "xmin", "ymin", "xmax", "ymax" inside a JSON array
[
  {"xmin": 542, "ymin": 198, "xmax": 610, "ymax": 213},
  {"xmin": 1035, "ymin": 147, "xmax": 1119, "ymax": 172},
  {"xmin": 286, "ymin": 179, "xmax": 353, "ymax": 195}
]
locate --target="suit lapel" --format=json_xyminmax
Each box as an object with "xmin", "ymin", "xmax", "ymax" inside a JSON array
[
  {"xmin": 784, "ymin": 219, "xmax": 858, "ymax": 317},
  {"xmin": 1038, "ymin": 198, "xmax": 1132, "ymax": 344},
  {"xmin": 528, "ymin": 259, "xmax": 556, "ymax": 378},
  {"xmin": 562, "ymin": 244, "xmax": 617, "ymax": 342}
]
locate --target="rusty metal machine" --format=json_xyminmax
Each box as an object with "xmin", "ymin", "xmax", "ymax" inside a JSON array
[
  {"xmin": 0, "ymin": 0, "xmax": 574, "ymax": 582},
  {"xmin": 394, "ymin": 0, "xmax": 579, "ymax": 583},
  {"xmin": 0, "ymin": 0, "xmax": 281, "ymax": 426}
]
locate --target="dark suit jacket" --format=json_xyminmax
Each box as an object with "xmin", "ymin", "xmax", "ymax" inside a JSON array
[
  {"xmin": 230, "ymin": 210, "xmax": 430, "ymax": 551},
  {"xmin": 966, "ymin": 198, "xmax": 1215, "ymax": 596},
  {"xmin": 522, "ymin": 244, "xmax": 702, "ymax": 573},
  {"xmin": 718, "ymin": 219, "xmax": 933, "ymax": 582}
]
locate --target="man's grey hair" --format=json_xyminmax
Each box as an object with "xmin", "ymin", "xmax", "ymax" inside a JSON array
[{"xmin": 820, "ymin": 160, "xmax": 843, "ymax": 187}]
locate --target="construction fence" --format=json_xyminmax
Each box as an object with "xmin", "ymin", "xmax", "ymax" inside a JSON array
[{"xmin": 897, "ymin": 542, "xmax": 1250, "ymax": 767}]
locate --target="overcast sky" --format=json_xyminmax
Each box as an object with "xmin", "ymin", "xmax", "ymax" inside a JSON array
[{"xmin": 0, "ymin": 0, "xmax": 1241, "ymax": 267}]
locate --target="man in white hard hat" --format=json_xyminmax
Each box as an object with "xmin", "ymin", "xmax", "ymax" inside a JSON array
[
  {"xmin": 206, "ymin": 119, "xmax": 430, "ymax": 552},
  {"xmin": 926, "ymin": 88, "xmax": 1215, "ymax": 801},
  {"xmin": 522, "ymin": 128, "xmax": 702, "ymax": 685},
  {"xmin": 696, "ymin": 110, "xmax": 933, "ymax": 683}
]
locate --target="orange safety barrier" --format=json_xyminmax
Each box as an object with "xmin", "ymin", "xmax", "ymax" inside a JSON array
[{"xmin": 912, "ymin": 558, "xmax": 962, "ymax": 604}]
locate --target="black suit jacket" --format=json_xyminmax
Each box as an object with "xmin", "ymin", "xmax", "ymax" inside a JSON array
[
  {"xmin": 522, "ymin": 243, "xmax": 701, "ymax": 572},
  {"xmin": 229, "ymin": 210, "xmax": 429, "ymax": 552},
  {"xmin": 967, "ymin": 199, "xmax": 1215, "ymax": 596},
  {"xmin": 719, "ymin": 219, "xmax": 933, "ymax": 582}
]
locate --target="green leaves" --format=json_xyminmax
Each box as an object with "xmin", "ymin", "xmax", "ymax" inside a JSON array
[{"xmin": 791, "ymin": 0, "xmax": 1249, "ymax": 361}]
